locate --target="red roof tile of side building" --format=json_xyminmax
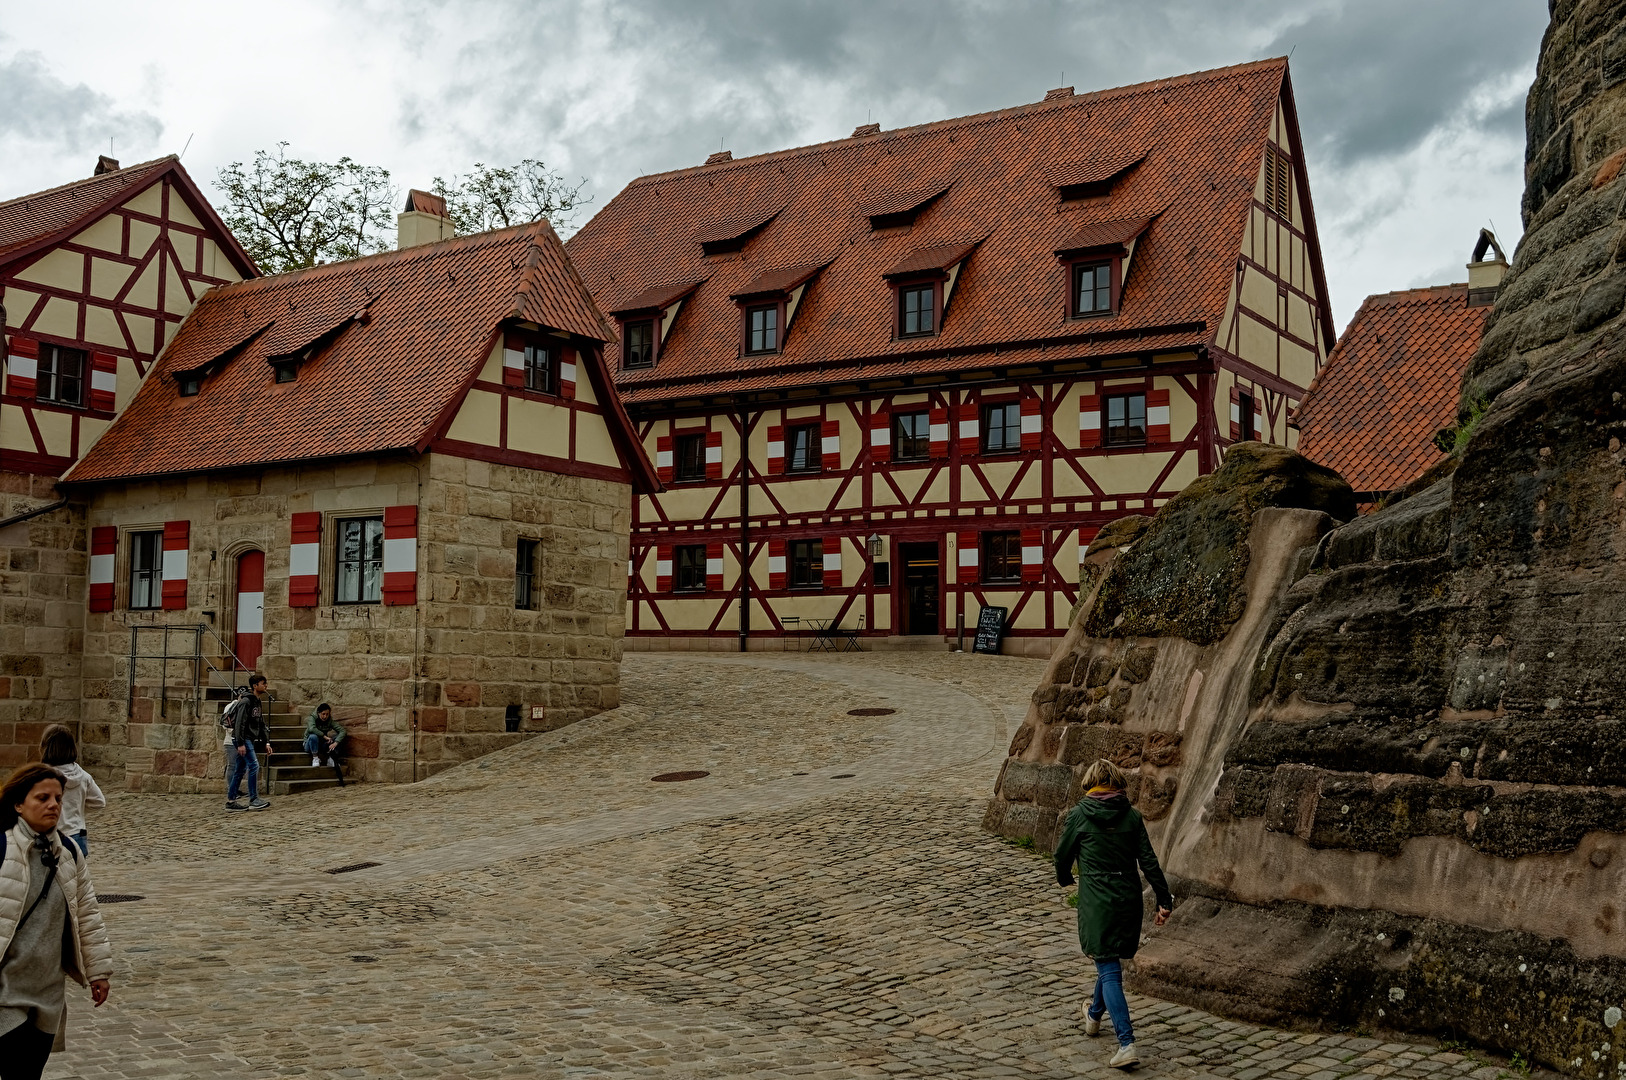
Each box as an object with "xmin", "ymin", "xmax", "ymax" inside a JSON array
[
  {"xmin": 64, "ymin": 220, "xmax": 657, "ymax": 492},
  {"xmin": 567, "ymin": 57, "xmax": 1335, "ymax": 404},
  {"xmin": 1293, "ymin": 283, "xmax": 1489, "ymax": 496},
  {"xmin": 0, "ymin": 156, "xmax": 258, "ymax": 276}
]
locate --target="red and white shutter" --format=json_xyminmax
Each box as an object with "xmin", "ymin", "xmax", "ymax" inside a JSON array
[
  {"xmin": 1079, "ymin": 394, "xmax": 1102, "ymax": 448},
  {"xmin": 869, "ymin": 408, "xmax": 891, "ymax": 464},
  {"xmin": 502, "ymin": 331, "xmax": 526, "ymax": 387},
  {"xmin": 558, "ymin": 344, "xmax": 577, "ymax": 399},
  {"xmin": 1021, "ymin": 528, "xmax": 1044, "ymax": 583},
  {"xmin": 289, "ymin": 512, "xmax": 321, "ymax": 607},
  {"xmin": 1229, "ymin": 385, "xmax": 1242, "ymax": 441},
  {"xmin": 1253, "ymin": 394, "xmax": 1266, "ymax": 443},
  {"xmin": 767, "ymin": 425, "xmax": 785, "ymax": 475},
  {"xmin": 768, "ymin": 539, "xmax": 787, "ymax": 589},
  {"xmin": 957, "ymin": 531, "xmax": 980, "ymax": 584},
  {"xmin": 1146, "ymin": 388, "xmax": 1171, "ymax": 444},
  {"xmin": 1020, "ymin": 397, "xmax": 1042, "ymax": 451},
  {"xmin": 956, "ymin": 402, "xmax": 979, "ymax": 456},
  {"xmin": 4, "ymin": 335, "xmax": 38, "ymax": 398},
  {"xmin": 822, "ymin": 536, "xmax": 842, "ymax": 588},
  {"xmin": 656, "ymin": 544, "xmax": 673, "ymax": 592},
  {"xmin": 382, "ymin": 505, "xmax": 417, "ymax": 605},
  {"xmin": 821, "ymin": 420, "xmax": 841, "ymax": 471},
  {"xmin": 706, "ymin": 430, "xmax": 723, "ymax": 480},
  {"xmin": 928, "ymin": 407, "xmax": 949, "ymax": 458},
  {"xmin": 88, "ymin": 526, "xmax": 115, "ymax": 612},
  {"xmin": 706, "ymin": 541, "xmax": 724, "ymax": 591},
  {"xmin": 161, "ymin": 520, "xmax": 190, "ymax": 610},
  {"xmin": 88, "ymin": 351, "xmax": 117, "ymax": 412},
  {"xmin": 655, "ymin": 434, "xmax": 674, "ymax": 483}
]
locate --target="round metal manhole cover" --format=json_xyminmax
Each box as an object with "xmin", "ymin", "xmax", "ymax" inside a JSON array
[
  {"xmin": 847, "ymin": 707, "xmax": 896, "ymax": 717},
  {"xmin": 831, "ymin": 773, "xmax": 856, "ymax": 779},
  {"xmin": 94, "ymin": 894, "xmax": 143, "ymax": 904},
  {"xmin": 651, "ymin": 770, "xmax": 710, "ymax": 783}
]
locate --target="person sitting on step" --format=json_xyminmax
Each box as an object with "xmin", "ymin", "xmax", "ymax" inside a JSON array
[{"xmin": 302, "ymin": 703, "xmax": 346, "ymax": 787}]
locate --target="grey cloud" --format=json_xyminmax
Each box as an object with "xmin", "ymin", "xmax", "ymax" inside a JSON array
[{"xmin": 0, "ymin": 50, "xmax": 163, "ymax": 154}]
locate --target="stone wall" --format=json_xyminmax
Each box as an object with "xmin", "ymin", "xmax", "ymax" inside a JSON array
[
  {"xmin": 0, "ymin": 471, "xmax": 84, "ymax": 771},
  {"xmin": 79, "ymin": 452, "xmax": 632, "ymax": 791}
]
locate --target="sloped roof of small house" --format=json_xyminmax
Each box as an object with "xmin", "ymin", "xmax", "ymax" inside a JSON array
[
  {"xmin": 0, "ymin": 156, "xmax": 258, "ymax": 275},
  {"xmin": 1293, "ymin": 283, "xmax": 1489, "ymax": 495},
  {"xmin": 65, "ymin": 221, "xmax": 657, "ymax": 491},
  {"xmin": 567, "ymin": 57, "xmax": 1335, "ymax": 404}
]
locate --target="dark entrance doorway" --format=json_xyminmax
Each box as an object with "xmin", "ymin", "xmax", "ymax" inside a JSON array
[{"xmin": 899, "ymin": 542, "xmax": 940, "ymax": 636}]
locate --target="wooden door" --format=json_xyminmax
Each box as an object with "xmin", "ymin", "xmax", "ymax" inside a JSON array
[{"xmin": 235, "ymin": 550, "xmax": 265, "ymax": 671}]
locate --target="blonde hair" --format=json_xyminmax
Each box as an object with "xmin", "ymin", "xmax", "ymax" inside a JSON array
[{"xmin": 1081, "ymin": 758, "xmax": 1127, "ymax": 791}]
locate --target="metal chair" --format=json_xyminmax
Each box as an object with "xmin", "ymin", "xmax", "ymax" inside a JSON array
[{"xmin": 781, "ymin": 615, "xmax": 803, "ymax": 651}]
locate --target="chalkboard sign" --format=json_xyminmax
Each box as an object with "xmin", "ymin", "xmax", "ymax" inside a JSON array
[{"xmin": 973, "ymin": 605, "xmax": 1008, "ymax": 655}]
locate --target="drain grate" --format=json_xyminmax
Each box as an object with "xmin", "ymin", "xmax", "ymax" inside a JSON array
[
  {"xmin": 831, "ymin": 773, "xmax": 856, "ymax": 779},
  {"xmin": 847, "ymin": 707, "xmax": 896, "ymax": 717},
  {"xmin": 324, "ymin": 861, "xmax": 382, "ymax": 875},
  {"xmin": 350, "ymin": 955, "xmax": 378, "ymax": 963},
  {"xmin": 651, "ymin": 770, "xmax": 710, "ymax": 783},
  {"xmin": 94, "ymin": 894, "xmax": 143, "ymax": 904}
]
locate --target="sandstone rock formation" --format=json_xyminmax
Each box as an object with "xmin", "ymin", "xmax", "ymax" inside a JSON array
[{"xmin": 988, "ymin": 4, "xmax": 1626, "ymax": 1074}]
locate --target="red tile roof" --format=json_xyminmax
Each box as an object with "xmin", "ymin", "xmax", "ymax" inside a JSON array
[
  {"xmin": 1042, "ymin": 150, "xmax": 1147, "ymax": 188},
  {"xmin": 65, "ymin": 221, "xmax": 656, "ymax": 491},
  {"xmin": 609, "ymin": 279, "xmax": 705, "ymax": 316},
  {"xmin": 1054, "ymin": 214, "xmax": 1158, "ymax": 255},
  {"xmin": 883, "ymin": 241, "xmax": 979, "ymax": 279},
  {"xmin": 568, "ymin": 58, "xmax": 1330, "ymax": 404},
  {"xmin": 1293, "ymin": 284, "xmax": 1488, "ymax": 495},
  {"xmin": 0, "ymin": 156, "xmax": 257, "ymax": 276},
  {"xmin": 730, "ymin": 262, "xmax": 830, "ymax": 300}
]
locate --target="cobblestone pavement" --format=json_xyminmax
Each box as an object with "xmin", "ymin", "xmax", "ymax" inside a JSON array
[{"xmin": 48, "ymin": 653, "xmax": 1545, "ymax": 1079}]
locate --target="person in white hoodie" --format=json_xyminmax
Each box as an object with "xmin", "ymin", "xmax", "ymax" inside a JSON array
[{"xmin": 38, "ymin": 728, "xmax": 104, "ymax": 860}]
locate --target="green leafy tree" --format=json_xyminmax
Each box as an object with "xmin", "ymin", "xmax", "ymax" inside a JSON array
[
  {"xmin": 432, "ymin": 159, "xmax": 589, "ymax": 235},
  {"xmin": 215, "ymin": 144, "xmax": 397, "ymax": 274}
]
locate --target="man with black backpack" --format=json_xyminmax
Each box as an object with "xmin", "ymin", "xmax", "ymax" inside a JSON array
[{"xmin": 223, "ymin": 676, "xmax": 272, "ymax": 812}]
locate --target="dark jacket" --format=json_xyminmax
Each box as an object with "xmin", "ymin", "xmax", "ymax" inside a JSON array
[
  {"xmin": 1054, "ymin": 791, "xmax": 1174, "ymax": 960},
  {"xmin": 231, "ymin": 693, "xmax": 269, "ymax": 750}
]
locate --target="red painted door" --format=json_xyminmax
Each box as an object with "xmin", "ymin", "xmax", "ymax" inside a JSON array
[{"xmin": 235, "ymin": 550, "xmax": 265, "ymax": 672}]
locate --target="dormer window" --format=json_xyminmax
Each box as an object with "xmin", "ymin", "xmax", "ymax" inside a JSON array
[
  {"xmin": 747, "ymin": 304, "xmax": 780, "ymax": 354},
  {"xmin": 624, "ymin": 320, "xmax": 655, "ymax": 368},
  {"xmin": 898, "ymin": 283, "xmax": 938, "ymax": 337},
  {"xmin": 1047, "ymin": 150, "xmax": 1147, "ymax": 204},
  {"xmin": 271, "ymin": 357, "xmax": 300, "ymax": 383},
  {"xmin": 178, "ymin": 374, "xmax": 202, "ymax": 397},
  {"xmin": 1072, "ymin": 261, "xmax": 1114, "ymax": 317},
  {"xmin": 860, "ymin": 185, "xmax": 950, "ymax": 231},
  {"xmin": 524, "ymin": 343, "xmax": 553, "ymax": 392}
]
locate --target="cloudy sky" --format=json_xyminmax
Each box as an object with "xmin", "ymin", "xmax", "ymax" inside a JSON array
[{"xmin": 0, "ymin": 0, "xmax": 1547, "ymax": 331}]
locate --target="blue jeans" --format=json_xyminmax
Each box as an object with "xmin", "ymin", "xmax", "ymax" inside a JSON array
[
  {"xmin": 1087, "ymin": 958, "xmax": 1134, "ymax": 1047},
  {"xmin": 67, "ymin": 830, "xmax": 88, "ymax": 858},
  {"xmin": 228, "ymin": 744, "xmax": 259, "ymax": 802},
  {"xmin": 304, "ymin": 733, "xmax": 340, "ymax": 762}
]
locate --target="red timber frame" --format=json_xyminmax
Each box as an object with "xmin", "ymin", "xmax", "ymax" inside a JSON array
[
  {"xmin": 624, "ymin": 350, "xmax": 1222, "ymax": 644},
  {"xmin": 0, "ymin": 168, "xmax": 251, "ymax": 475}
]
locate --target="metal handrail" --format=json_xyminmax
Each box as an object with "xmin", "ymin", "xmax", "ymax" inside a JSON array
[{"xmin": 125, "ymin": 622, "xmax": 257, "ymax": 721}]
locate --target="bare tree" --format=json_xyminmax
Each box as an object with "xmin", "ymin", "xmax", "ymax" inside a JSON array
[
  {"xmin": 215, "ymin": 144, "xmax": 397, "ymax": 274},
  {"xmin": 432, "ymin": 159, "xmax": 589, "ymax": 235}
]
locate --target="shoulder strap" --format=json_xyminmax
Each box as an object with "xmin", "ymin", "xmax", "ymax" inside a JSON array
[{"xmin": 56, "ymin": 831, "xmax": 79, "ymax": 864}]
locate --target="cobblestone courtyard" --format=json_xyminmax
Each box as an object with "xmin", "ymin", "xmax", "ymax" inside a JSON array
[{"xmin": 48, "ymin": 653, "xmax": 1540, "ymax": 1079}]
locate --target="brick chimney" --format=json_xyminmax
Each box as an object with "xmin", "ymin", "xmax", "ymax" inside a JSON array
[
  {"xmin": 397, "ymin": 189, "xmax": 455, "ymax": 249},
  {"xmin": 1466, "ymin": 228, "xmax": 1508, "ymax": 308}
]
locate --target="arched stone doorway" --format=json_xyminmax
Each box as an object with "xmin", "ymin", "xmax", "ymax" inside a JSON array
[{"xmin": 234, "ymin": 550, "xmax": 265, "ymax": 672}]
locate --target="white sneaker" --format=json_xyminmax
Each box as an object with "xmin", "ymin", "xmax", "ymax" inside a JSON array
[
  {"xmin": 1108, "ymin": 1043, "xmax": 1139, "ymax": 1069},
  {"xmin": 312, "ymin": 755, "xmax": 322, "ymax": 766}
]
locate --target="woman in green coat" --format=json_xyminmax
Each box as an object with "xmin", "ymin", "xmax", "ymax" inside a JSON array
[{"xmin": 1054, "ymin": 759, "xmax": 1174, "ymax": 1070}]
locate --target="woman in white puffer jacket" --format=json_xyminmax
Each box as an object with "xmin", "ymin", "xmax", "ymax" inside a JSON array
[{"xmin": 0, "ymin": 763, "xmax": 113, "ymax": 1080}]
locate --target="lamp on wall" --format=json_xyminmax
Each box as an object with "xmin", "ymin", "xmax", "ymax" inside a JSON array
[{"xmin": 866, "ymin": 533, "xmax": 883, "ymax": 559}]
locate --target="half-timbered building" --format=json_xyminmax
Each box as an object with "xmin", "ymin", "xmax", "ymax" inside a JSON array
[
  {"xmin": 58, "ymin": 210, "xmax": 656, "ymax": 789},
  {"xmin": 567, "ymin": 58, "xmax": 1336, "ymax": 652},
  {"xmin": 0, "ymin": 156, "xmax": 257, "ymax": 768}
]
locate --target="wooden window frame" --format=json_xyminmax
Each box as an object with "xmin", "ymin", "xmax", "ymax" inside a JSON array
[
  {"xmin": 523, "ymin": 342, "xmax": 556, "ymax": 394},
  {"xmin": 1069, "ymin": 257, "xmax": 1119, "ymax": 319},
  {"xmin": 1104, "ymin": 392, "xmax": 1147, "ymax": 447},
  {"xmin": 673, "ymin": 431, "xmax": 708, "ymax": 482},
  {"xmin": 895, "ymin": 280, "xmax": 941, "ymax": 339},
  {"xmin": 1238, "ymin": 390, "xmax": 1258, "ymax": 443},
  {"xmin": 38, "ymin": 343, "xmax": 86, "ymax": 407},
  {"xmin": 622, "ymin": 318, "xmax": 656, "ymax": 369},
  {"xmin": 788, "ymin": 538, "xmax": 824, "ymax": 589},
  {"xmin": 981, "ymin": 531, "xmax": 1023, "ymax": 584},
  {"xmin": 515, "ymin": 538, "xmax": 540, "ymax": 610},
  {"xmin": 128, "ymin": 529, "xmax": 163, "ymax": 610},
  {"xmin": 981, "ymin": 401, "xmax": 1022, "ymax": 454},
  {"xmin": 673, "ymin": 544, "xmax": 708, "ymax": 593},
  {"xmin": 892, "ymin": 410, "xmax": 931, "ymax": 461},
  {"xmin": 1264, "ymin": 146, "xmax": 1293, "ymax": 218},
  {"xmin": 333, "ymin": 515, "xmax": 385, "ymax": 606},
  {"xmin": 745, "ymin": 302, "xmax": 783, "ymax": 355},
  {"xmin": 785, "ymin": 422, "xmax": 821, "ymax": 473}
]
